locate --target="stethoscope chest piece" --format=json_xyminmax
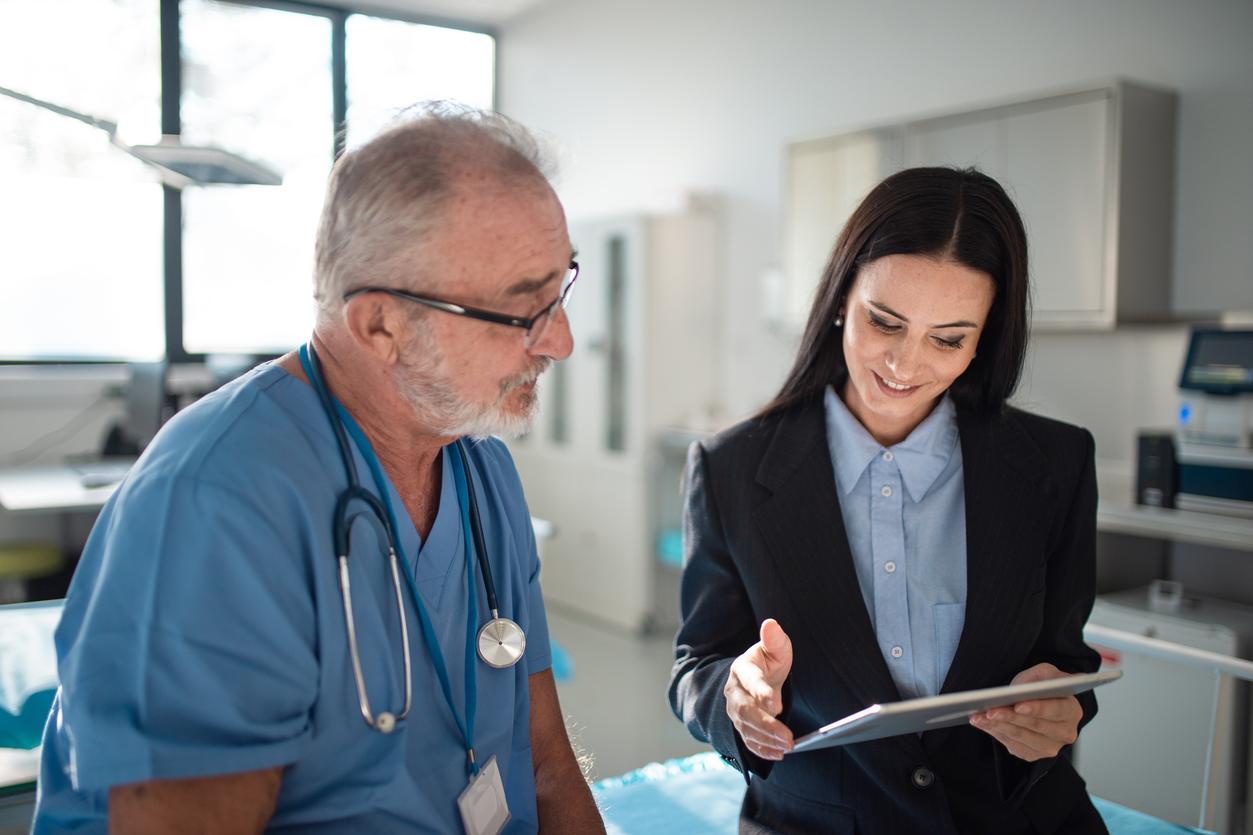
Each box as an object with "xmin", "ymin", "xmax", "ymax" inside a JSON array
[{"xmin": 478, "ymin": 616, "xmax": 526, "ymax": 669}]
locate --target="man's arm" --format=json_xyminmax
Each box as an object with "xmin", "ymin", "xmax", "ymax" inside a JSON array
[
  {"xmin": 109, "ymin": 766, "xmax": 283, "ymax": 835},
  {"xmin": 528, "ymin": 668, "xmax": 604, "ymax": 834}
]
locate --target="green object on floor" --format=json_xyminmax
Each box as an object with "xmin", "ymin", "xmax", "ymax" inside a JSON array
[{"xmin": 0, "ymin": 543, "xmax": 61, "ymax": 580}]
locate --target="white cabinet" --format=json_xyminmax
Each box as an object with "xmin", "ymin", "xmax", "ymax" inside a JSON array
[
  {"xmin": 906, "ymin": 114, "xmax": 1005, "ymax": 180},
  {"xmin": 509, "ymin": 201, "xmax": 720, "ymax": 632},
  {"xmin": 783, "ymin": 80, "xmax": 1177, "ymax": 331},
  {"xmin": 784, "ymin": 129, "xmax": 902, "ymax": 322},
  {"xmin": 1003, "ymin": 94, "xmax": 1110, "ymax": 320}
]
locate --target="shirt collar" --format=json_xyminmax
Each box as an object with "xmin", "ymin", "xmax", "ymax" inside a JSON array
[{"xmin": 823, "ymin": 386, "xmax": 960, "ymax": 503}]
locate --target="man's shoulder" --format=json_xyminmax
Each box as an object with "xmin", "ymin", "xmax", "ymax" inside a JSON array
[{"xmin": 128, "ymin": 363, "xmax": 314, "ymax": 492}]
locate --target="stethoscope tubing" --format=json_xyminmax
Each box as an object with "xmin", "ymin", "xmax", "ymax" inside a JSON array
[{"xmin": 301, "ymin": 342, "xmax": 524, "ymax": 739}]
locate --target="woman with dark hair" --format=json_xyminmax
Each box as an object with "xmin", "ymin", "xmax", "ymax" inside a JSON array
[{"xmin": 669, "ymin": 167, "xmax": 1106, "ymax": 834}]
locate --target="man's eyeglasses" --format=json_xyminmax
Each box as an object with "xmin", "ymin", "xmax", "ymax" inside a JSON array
[{"xmin": 343, "ymin": 261, "xmax": 579, "ymax": 349}]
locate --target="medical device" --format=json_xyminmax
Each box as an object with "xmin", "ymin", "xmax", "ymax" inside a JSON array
[{"xmin": 1175, "ymin": 328, "xmax": 1253, "ymax": 517}]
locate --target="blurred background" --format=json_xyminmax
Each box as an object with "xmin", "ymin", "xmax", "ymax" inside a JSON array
[{"xmin": 1, "ymin": 1, "xmax": 1252, "ymax": 832}]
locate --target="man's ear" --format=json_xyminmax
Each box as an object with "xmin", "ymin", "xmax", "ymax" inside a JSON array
[{"xmin": 343, "ymin": 296, "xmax": 403, "ymax": 366}]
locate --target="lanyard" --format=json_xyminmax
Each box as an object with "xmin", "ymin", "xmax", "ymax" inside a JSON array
[{"xmin": 330, "ymin": 392, "xmax": 483, "ymax": 776}]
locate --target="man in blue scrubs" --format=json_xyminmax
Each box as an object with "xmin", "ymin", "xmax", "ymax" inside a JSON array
[{"xmin": 34, "ymin": 104, "xmax": 604, "ymax": 834}]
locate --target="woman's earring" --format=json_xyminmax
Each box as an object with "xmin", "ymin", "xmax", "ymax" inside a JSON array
[{"xmin": 834, "ymin": 314, "xmax": 844, "ymax": 328}]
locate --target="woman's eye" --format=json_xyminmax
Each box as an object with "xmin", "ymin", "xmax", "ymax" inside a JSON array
[
  {"xmin": 868, "ymin": 315, "xmax": 900, "ymax": 334},
  {"xmin": 933, "ymin": 336, "xmax": 964, "ymax": 350}
]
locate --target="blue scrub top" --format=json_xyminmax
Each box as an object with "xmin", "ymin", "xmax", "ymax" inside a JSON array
[{"xmin": 33, "ymin": 362, "xmax": 552, "ymax": 833}]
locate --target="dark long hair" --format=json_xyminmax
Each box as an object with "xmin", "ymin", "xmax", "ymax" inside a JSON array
[{"xmin": 760, "ymin": 166, "xmax": 1029, "ymax": 419}]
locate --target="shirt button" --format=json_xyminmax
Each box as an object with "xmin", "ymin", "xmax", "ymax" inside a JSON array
[
  {"xmin": 881, "ymin": 485, "xmax": 893, "ymax": 497},
  {"xmin": 911, "ymin": 766, "xmax": 935, "ymax": 789},
  {"xmin": 890, "ymin": 645, "xmax": 903, "ymax": 658},
  {"xmin": 885, "ymin": 561, "xmax": 897, "ymax": 574},
  {"xmin": 883, "ymin": 451, "xmax": 894, "ymax": 462}
]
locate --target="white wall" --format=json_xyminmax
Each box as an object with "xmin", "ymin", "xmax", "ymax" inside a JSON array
[{"xmin": 498, "ymin": 0, "xmax": 1253, "ymax": 464}]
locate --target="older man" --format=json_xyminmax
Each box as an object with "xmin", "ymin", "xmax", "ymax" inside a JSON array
[{"xmin": 34, "ymin": 105, "xmax": 604, "ymax": 834}]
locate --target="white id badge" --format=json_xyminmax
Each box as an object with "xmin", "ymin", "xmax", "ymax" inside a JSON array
[{"xmin": 457, "ymin": 755, "xmax": 511, "ymax": 835}]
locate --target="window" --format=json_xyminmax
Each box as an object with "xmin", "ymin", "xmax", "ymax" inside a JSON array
[
  {"xmin": 180, "ymin": 0, "xmax": 332, "ymax": 355},
  {"xmin": 0, "ymin": 0, "xmax": 163, "ymax": 361},
  {"xmin": 346, "ymin": 15, "xmax": 495, "ymax": 146},
  {"xmin": 0, "ymin": 1, "xmax": 496, "ymax": 363}
]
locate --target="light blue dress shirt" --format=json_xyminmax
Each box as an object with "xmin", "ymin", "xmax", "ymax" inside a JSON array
[
  {"xmin": 824, "ymin": 387, "xmax": 967, "ymax": 699},
  {"xmin": 34, "ymin": 362, "xmax": 551, "ymax": 833}
]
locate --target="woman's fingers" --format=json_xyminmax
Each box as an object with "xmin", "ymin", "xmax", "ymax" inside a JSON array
[
  {"xmin": 979, "ymin": 709, "xmax": 1079, "ymax": 743},
  {"xmin": 739, "ymin": 728, "xmax": 790, "ymax": 760},
  {"xmin": 1007, "ymin": 694, "xmax": 1082, "ymax": 723},
  {"xmin": 732, "ymin": 655, "xmax": 783, "ymax": 715},
  {"xmin": 970, "ymin": 712, "xmax": 1073, "ymax": 760},
  {"xmin": 724, "ymin": 626, "xmax": 798, "ymax": 761},
  {"xmin": 728, "ymin": 688, "xmax": 794, "ymax": 745}
]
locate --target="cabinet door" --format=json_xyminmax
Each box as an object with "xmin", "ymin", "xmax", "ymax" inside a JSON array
[
  {"xmin": 562, "ymin": 218, "xmax": 645, "ymax": 455},
  {"xmin": 511, "ymin": 449, "xmax": 651, "ymax": 632},
  {"xmin": 905, "ymin": 114, "xmax": 1006, "ymax": 181},
  {"xmin": 1006, "ymin": 93, "xmax": 1111, "ymax": 324},
  {"xmin": 784, "ymin": 130, "xmax": 901, "ymax": 328}
]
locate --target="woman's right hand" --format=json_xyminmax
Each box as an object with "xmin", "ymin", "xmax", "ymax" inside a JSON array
[{"xmin": 724, "ymin": 618, "xmax": 795, "ymax": 761}]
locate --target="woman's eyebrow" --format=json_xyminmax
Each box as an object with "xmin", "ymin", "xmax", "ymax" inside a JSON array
[{"xmin": 869, "ymin": 300, "xmax": 977, "ymax": 329}]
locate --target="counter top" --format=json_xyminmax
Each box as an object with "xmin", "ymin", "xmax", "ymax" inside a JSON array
[{"xmin": 1097, "ymin": 469, "xmax": 1253, "ymax": 553}]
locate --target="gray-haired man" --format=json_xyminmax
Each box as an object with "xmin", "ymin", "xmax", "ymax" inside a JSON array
[{"xmin": 35, "ymin": 104, "xmax": 604, "ymax": 834}]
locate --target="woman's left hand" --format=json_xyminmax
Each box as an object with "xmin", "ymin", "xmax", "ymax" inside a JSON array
[{"xmin": 968, "ymin": 663, "xmax": 1083, "ymax": 762}]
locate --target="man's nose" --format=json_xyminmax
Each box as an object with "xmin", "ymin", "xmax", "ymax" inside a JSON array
[{"xmin": 529, "ymin": 307, "xmax": 574, "ymax": 362}]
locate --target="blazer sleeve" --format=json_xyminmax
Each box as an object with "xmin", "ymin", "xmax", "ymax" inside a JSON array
[
  {"xmin": 667, "ymin": 441, "xmax": 780, "ymax": 782},
  {"xmin": 997, "ymin": 427, "xmax": 1102, "ymax": 806}
]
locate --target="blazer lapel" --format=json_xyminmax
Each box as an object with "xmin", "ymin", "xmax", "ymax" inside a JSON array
[
  {"xmin": 940, "ymin": 409, "xmax": 1049, "ymax": 696},
  {"xmin": 753, "ymin": 402, "xmax": 901, "ymax": 710}
]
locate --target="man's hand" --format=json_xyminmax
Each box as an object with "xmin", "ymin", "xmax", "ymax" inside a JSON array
[
  {"xmin": 724, "ymin": 618, "xmax": 795, "ymax": 761},
  {"xmin": 969, "ymin": 662, "xmax": 1083, "ymax": 762}
]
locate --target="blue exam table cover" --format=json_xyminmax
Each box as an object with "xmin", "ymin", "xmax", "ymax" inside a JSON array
[
  {"xmin": 591, "ymin": 752, "xmax": 1213, "ymax": 835},
  {"xmin": 0, "ymin": 601, "xmax": 60, "ymax": 749}
]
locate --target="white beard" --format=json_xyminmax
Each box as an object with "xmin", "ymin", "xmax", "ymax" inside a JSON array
[{"xmin": 393, "ymin": 333, "xmax": 548, "ymax": 439}]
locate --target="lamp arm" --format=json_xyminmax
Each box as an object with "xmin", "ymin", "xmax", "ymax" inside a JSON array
[{"xmin": 0, "ymin": 85, "xmax": 119, "ymax": 137}]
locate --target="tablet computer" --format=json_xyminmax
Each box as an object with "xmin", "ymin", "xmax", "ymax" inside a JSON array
[{"xmin": 790, "ymin": 669, "xmax": 1122, "ymax": 754}]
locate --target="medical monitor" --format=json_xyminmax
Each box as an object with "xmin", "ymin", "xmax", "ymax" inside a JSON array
[{"xmin": 1178, "ymin": 328, "xmax": 1253, "ymax": 396}]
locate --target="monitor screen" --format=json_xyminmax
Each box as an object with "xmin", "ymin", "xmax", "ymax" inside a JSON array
[{"xmin": 1179, "ymin": 329, "xmax": 1253, "ymax": 394}]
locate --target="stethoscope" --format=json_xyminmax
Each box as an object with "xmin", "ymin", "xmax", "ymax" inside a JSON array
[{"xmin": 299, "ymin": 343, "xmax": 525, "ymax": 738}]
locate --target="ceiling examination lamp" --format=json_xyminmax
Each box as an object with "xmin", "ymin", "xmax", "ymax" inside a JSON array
[{"xmin": 0, "ymin": 84, "xmax": 282, "ymax": 188}]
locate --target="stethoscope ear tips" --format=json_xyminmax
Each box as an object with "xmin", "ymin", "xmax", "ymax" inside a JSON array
[{"xmin": 375, "ymin": 712, "xmax": 398, "ymax": 734}]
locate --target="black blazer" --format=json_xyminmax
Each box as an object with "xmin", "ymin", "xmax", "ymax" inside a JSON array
[{"xmin": 668, "ymin": 397, "xmax": 1108, "ymax": 835}]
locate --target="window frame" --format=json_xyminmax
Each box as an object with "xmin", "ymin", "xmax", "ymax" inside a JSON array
[{"xmin": 1, "ymin": 0, "xmax": 497, "ymax": 366}]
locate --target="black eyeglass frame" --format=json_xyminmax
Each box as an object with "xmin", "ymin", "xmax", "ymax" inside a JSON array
[{"xmin": 342, "ymin": 260, "xmax": 579, "ymax": 335}]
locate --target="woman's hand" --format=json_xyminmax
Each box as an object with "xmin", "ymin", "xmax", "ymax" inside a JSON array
[
  {"xmin": 724, "ymin": 618, "xmax": 795, "ymax": 761},
  {"xmin": 969, "ymin": 662, "xmax": 1083, "ymax": 762}
]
